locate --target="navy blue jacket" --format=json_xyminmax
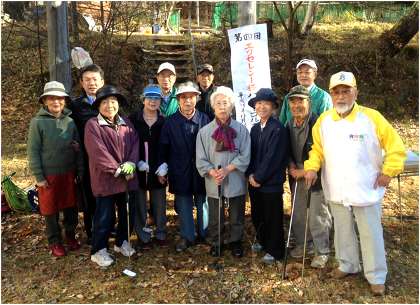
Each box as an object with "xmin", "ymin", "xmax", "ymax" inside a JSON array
[
  {"xmin": 160, "ymin": 109, "xmax": 210, "ymax": 196},
  {"xmin": 128, "ymin": 108, "xmax": 167, "ymax": 190},
  {"xmin": 246, "ymin": 115, "xmax": 289, "ymax": 193}
]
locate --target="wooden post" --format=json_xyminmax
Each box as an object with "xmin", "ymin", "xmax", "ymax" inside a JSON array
[
  {"xmin": 46, "ymin": 1, "xmax": 72, "ymax": 99},
  {"xmin": 238, "ymin": 1, "xmax": 256, "ymax": 27}
]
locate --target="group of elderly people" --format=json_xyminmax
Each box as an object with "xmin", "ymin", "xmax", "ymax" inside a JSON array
[{"xmin": 29, "ymin": 60, "xmax": 406, "ymax": 297}]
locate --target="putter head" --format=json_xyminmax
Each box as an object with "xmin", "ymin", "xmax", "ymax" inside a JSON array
[{"xmin": 143, "ymin": 227, "xmax": 153, "ymax": 233}]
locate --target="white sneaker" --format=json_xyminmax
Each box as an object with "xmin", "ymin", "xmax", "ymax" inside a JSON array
[
  {"xmin": 289, "ymin": 244, "xmax": 315, "ymax": 258},
  {"xmin": 91, "ymin": 248, "xmax": 114, "ymax": 267},
  {"xmin": 114, "ymin": 240, "xmax": 136, "ymax": 257},
  {"xmin": 311, "ymin": 254, "xmax": 329, "ymax": 268}
]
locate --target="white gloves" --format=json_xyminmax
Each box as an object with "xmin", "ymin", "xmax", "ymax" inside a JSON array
[
  {"xmin": 155, "ymin": 163, "xmax": 168, "ymax": 176},
  {"xmin": 138, "ymin": 161, "xmax": 150, "ymax": 171}
]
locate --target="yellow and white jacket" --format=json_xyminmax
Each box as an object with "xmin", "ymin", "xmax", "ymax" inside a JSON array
[{"xmin": 304, "ymin": 102, "xmax": 406, "ymax": 207}]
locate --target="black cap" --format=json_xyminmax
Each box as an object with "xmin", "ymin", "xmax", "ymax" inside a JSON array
[
  {"xmin": 92, "ymin": 86, "xmax": 127, "ymax": 108},
  {"xmin": 248, "ymin": 88, "xmax": 279, "ymax": 109},
  {"xmin": 197, "ymin": 63, "xmax": 214, "ymax": 75}
]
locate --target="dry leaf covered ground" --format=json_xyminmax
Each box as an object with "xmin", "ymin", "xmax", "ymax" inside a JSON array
[{"xmin": 1, "ymin": 20, "xmax": 419, "ymax": 304}]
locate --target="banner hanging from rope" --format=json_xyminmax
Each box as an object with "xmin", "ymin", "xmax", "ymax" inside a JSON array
[{"xmin": 228, "ymin": 23, "xmax": 271, "ymax": 131}]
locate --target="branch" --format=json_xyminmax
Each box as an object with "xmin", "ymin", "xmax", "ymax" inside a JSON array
[{"xmin": 273, "ymin": 1, "xmax": 288, "ymax": 32}]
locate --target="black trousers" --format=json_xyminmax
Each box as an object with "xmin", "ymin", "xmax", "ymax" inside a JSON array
[{"xmin": 249, "ymin": 187, "xmax": 285, "ymax": 260}]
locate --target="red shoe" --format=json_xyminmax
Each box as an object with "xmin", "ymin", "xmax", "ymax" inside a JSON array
[
  {"xmin": 51, "ymin": 243, "xmax": 67, "ymax": 256},
  {"xmin": 65, "ymin": 237, "xmax": 80, "ymax": 250}
]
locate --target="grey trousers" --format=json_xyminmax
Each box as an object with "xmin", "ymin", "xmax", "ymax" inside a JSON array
[
  {"xmin": 44, "ymin": 205, "xmax": 78, "ymax": 245},
  {"xmin": 329, "ymin": 202, "xmax": 387, "ymax": 284},
  {"xmin": 290, "ymin": 177, "xmax": 332, "ymax": 254},
  {"xmin": 208, "ymin": 195, "xmax": 245, "ymax": 245},
  {"xmin": 134, "ymin": 188, "xmax": 167, "ymax": 242}
]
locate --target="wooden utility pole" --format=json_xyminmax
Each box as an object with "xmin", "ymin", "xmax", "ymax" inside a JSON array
[
  {"xmin": 46, "ymin": 1, "xmax": 72, "ymax": 99},
  {"xmin": 238, "ymin": 1, "xmax": 256, "ymax": 27},
  {"xmin": 196, "ymin": 1, "xmax": 200, "ymax": 27}
]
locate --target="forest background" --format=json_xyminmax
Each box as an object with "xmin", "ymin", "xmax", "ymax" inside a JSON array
[{"xmin": 1, "ymin": 1, "xmax": 419, "ymax": 304}]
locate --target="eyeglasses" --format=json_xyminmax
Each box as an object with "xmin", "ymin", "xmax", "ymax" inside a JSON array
[
  {"xmin": 296, "ymin": 70, "xmax": 315, "ymax": 76},
  {"xmin": 214, "ymin": 102, "xmax": 231, "ymax": 108},
  {"xmin": 145, "ymin": 97, "xmax": 162, "ymax": 103},
  {"xmin": 288, "ymin": 100, "xmax": 307, "ymax": 106},
  {"xmin": 330, "ymin": 89, "xmax": 354, "ymax": 98},
  {"xmin": 158, "ymin": 74, "xmax": 175, "ymax": 80}
]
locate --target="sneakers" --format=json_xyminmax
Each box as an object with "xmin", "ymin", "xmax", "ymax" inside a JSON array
[
  {"xmin": 262, "ymin": 253, "xmax": 276, "ymax": 263},
  {"xmin": 311, "ymin": 254, "xmax": 329, "ymax": 268},
  {"xmin": 289, "ymin": 244, "xmax": 314, "ymax": 258},
  {"xmin": 114, "ymin": 240, "xmax": 136, "ymax": 257},
  {"xmin": 230, "ymin": 241, "xmax": 244, "ymax": 258},
  {"xmin": 65, "ymin": 237, "xmax": 80, "ymax": 250},
  {"xmin": 139, "ymin": 240, "xmax": 152, "ymax": 250},
  {"xmin": 252, "ymin": 243, "xmax": 263, "ymax": 251},
  {"xmin": 156, "ymin": 238, "xmax": 169, "ymax": 248},
  {"xmin": 370, "ymin": 284, "xmax": 385, "ymax": 296},
  {"xmin": 51, "ymin": 243, "xmax": 67, "ymax": 256},
  {"xmin": 176, "ymin": 238, "xmax": 190, "ymax": 253},
  {"xmin": 91, "ymin": 248, "xmax": 114, "ymax": 267}
]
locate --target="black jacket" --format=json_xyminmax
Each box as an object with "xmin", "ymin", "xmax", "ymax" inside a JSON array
[
  {"xmin": 246, "ymin": 115, "xmax": 289, "ymax": 193},
  {"xmin": 285, "ymin": 110, "xmax": 322, "ymax": 192},
  {"xmin": 128, "ymin": 108, "xmax": 167, "ymax": 190},
  {"xmin": 196, "ymin": 83, "xmax": 217, "ymax": 121}
]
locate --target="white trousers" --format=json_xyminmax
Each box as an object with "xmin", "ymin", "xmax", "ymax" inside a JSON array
[{"xmin": 329, "ymin": 202, "xmax": 387, "ymax": 284}]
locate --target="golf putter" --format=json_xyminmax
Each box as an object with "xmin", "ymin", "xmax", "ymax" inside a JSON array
[
  {"xmin": 282, "ymin": 180, "xmax": 298, "ymax": 280},
  {"xmin": 125, "ymin": 179, "xmax": 132, "ymax": 264},
  {"xmin": 298, "ymin": 186, "xmax": 312, "ymax": 290},
  {"xmin": 213, "ymin": 165, "xmax": 223, "ymax": 272}
]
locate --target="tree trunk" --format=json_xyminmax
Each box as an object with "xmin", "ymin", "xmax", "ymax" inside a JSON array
[
  {"xmin": 377, "ymin": 1, "xmax": 419, "ymax": 59},
  {"xmin": 196, "ymin": 1, "xmax": 199, "ymax": 27},
  {"xmin": 205, "ymin": 2, "xmax": 209, "ymax": 25},
  {"xmin": 300, "ymin": 1, "xmax": 319, "ymax": 36},
  {"xmin": 70, "ymin": 1, "xmax": 79, "ymax": 46},
  {"xmin": 46, "ymin": 1, "xmax": 72, "ymax": 99},
  {"xmin": 238, "ymin": 1, "xmax": 256, "ymax": 27}
]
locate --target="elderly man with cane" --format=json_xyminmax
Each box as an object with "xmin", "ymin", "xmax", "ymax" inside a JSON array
[
  {"xmin": 304, "ymin": 72, "xmax": 406, "ymax": 296},
  {"xmin": 285, "ymin": 85, "xmax": 332, "ymax": 268}
]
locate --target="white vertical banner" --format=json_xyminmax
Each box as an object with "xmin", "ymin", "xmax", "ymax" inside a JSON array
[{"xmin": 228, "ymin": 24, "xmax": 271, "ymax": 131}]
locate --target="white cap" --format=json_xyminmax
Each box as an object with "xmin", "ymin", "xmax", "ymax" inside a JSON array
[
  {"xmin": 296, "ymin": 59, "xmax": 317, "ymax": 70},
  {"xmin": 329, "ymin": 71, "xmax": 357, "ymax": 89},
  {"xmin": 157, "ymin": 62, "xmax": 176, "ymax": 75}
]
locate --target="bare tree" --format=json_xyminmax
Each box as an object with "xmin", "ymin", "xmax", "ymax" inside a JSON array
[
  {"xmin": 300, "ymin": 1, "xmax": 319, "ymax": 36},
  {"xmin": 376, "ymin": 1, "xmax": 419, "ymax": 61},
  {"xmin": 273, "ymin": 1, "xmax": 303, "ymax": 92}
]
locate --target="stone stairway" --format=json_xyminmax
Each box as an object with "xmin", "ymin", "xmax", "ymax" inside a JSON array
[{"xmin": 142, "ymin": 34, "xmax": 194, "ymax": 85}]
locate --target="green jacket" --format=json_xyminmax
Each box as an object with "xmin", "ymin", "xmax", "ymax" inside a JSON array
[
  {"xmin": 159, "ymin": 86, "xmax": 179, "ymax": 117},
  {"xmin": 278, "ymin": 83, "xmax": 332, "ymax": 126},
  {"xmin": 28, "ymin": 106, "xmax": 84, "ymax": 182}
]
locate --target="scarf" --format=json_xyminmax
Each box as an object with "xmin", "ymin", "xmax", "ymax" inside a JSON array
[{"xmin": 211, "ymin": 117, "xmax": 236, "ymax": 152}]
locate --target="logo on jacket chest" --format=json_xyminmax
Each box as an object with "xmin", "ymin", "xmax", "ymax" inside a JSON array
[{"xmin": 348, "ymin": 133, "xmax": 365, "ymax": 141}]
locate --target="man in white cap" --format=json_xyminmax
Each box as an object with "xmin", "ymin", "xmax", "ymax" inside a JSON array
[
  {"xmin": 304, "ymin": 71, "xmax": 407, "ymax": 296},
  {"xmin": 157, "ymin": 62, "xmax": 178, "ymax": 117},
  {"xmin": 279, "ymin": 59, "xmax": 332, "ymax": 125}
]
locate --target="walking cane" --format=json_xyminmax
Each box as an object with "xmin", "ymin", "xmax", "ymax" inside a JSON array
[
  {"xmin": 282, "ymin": 180, "xmax": 298, "ymax": 280},
  {"xmin": 298, "ymin": 186, "xmax": 312, "ymax": 289}
]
